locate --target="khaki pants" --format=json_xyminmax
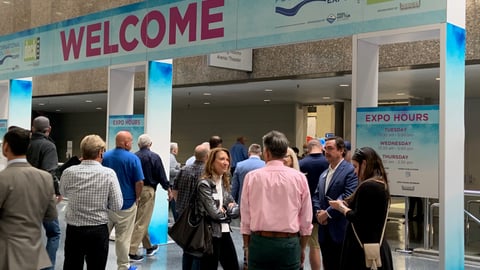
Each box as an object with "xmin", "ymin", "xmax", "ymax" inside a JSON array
[
  {"xmin": 109, "ymin": 204, "xmax": 137, "ymax": 270},
  {"xmin": 129, "ymin": 186, "xmax": 156, "ymax": 254}
]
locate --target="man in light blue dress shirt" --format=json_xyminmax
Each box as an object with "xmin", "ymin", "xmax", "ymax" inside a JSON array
[{"xmin": 231, "ymin": 143, "xmax": 265, "ymax": 206}]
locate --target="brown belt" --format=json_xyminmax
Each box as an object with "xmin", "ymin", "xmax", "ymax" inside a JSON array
[{"xmin": 252, "ymin": 231, "xmax": 299, "ymax": 238}]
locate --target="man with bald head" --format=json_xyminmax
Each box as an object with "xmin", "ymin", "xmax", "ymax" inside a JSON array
[
  {"xmin": 102, "ymin": 131, "xmax": 144, "ymax": 270},
  {"xmin": 172, "ymin": 143, "xmax": 209, "ymax": 270}
]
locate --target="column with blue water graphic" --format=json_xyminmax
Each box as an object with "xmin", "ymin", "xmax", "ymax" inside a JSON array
[{"xmin": 145, "ymin": 60, "xmax": 172, "ymax": 268}]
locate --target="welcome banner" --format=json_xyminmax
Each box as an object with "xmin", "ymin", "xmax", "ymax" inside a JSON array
[{"xmin": 0, "ymin": 0, "xmax": 446, "ymax": 80}]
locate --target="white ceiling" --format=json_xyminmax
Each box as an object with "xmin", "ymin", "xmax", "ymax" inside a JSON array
[{"xmin": 31, "ymin": 65, "xmax": 480, "ymax": 113}]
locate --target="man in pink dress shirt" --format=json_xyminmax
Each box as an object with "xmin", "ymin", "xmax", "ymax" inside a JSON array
[{"xmin": 240, "ymin": 130, "xmax": 313, "ymax": 270}]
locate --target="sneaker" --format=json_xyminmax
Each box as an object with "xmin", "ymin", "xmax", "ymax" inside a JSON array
[
  {"xmin": 129, "ymin": 254, "xmax": 144, "ymax": 262},
  {"xmin": 146, "ymin": 245, "xmax": 159, "ymax": 256},
  {"xmin": 128, "ymin": 266, "xmax": 137, "ymax": 270}
]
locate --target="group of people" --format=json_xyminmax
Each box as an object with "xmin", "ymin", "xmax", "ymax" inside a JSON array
[
  {"xmin": 0, "ymin": 116, "xmax": 394, "ymax": 270},
  {"xmin": 0, "ymin": 116, "xmax": 170, "ymax": 270},
  {"xmin": 61, "ymin": 130, "xmax": 171, "ymax": 270},
  {"xmin": 168, "ymin": 131, "xmax": 393, "ymax": 270}
]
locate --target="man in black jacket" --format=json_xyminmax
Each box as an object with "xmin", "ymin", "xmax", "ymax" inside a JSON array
[{"xmin": 26, "ymin": 116, "xmax": 61, "ymax": 270}]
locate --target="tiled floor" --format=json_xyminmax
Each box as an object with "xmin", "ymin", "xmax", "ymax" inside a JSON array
[{"xmin": 51, "ymin": 198, "xmax": 480, "ymax": 270}]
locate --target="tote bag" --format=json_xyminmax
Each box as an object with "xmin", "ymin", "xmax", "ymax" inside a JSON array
[{"xmin": 168, "ymin": 199, "xmax": 213, "ymax": 256}]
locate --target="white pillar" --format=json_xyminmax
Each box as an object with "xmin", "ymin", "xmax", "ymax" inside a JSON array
[
  {"xmin": 351, "ymin": 37, "xmax": 379, "ymax": 149},
  {"xmin": 106, "ymin": 66, "xmax": 136, "ymax": 149},
  {"xmin": 438, "ymin": 0, "xmax": 466, "ymax": 268},
  {"xmin": 0, "ymin": 81, "xmax": 8, "ymax": 120},
  {"xmin": 439, "ymin": 22, "xmax": 465, "ymax": 269}
]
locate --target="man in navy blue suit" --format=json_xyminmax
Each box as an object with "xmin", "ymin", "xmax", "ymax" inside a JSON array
[{"xmin": 312, "ymin": 137, "xmax": 358, "ymax": 270}]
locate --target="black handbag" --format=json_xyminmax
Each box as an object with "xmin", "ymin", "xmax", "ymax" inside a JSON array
[{"xmin": 168, "ymin": 193, "xmax": 213, "ymax": 257}]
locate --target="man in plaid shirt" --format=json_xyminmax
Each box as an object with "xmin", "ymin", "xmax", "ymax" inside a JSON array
[
  {"xmin": 172, "ymin": 143, "xmax": 209, "ymax": 270},
  {"xmin": 60, "ymin": 134, "xmax": 123, "ymax": 269}
]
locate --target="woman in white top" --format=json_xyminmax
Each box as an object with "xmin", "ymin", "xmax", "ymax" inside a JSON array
[{"xmin": 196, "ymin": 148, "xmax": 240, "ymax": 270}]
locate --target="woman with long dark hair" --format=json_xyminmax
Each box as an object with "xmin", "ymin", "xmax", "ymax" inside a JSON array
[
  {"xmin": 196, "ymin": 148, "xmax": 240, "ymax": 270},
  {"xmin": 328, "ymin": 147, "xmax": 393, "ymax": 270}
]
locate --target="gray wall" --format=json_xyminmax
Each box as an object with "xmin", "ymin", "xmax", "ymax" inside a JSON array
[
  {"xmin": 50, "ymin": 104, "xmax": 296, "ymax": 163},
  {"xmin": 51, "ymin": 112, "xmax": 107, "ymax": 162}
]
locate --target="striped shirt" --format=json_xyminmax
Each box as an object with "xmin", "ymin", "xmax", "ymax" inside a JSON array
[{"xmin": 60, "ymin": 160, "xmax": 123, "ymax": 226}]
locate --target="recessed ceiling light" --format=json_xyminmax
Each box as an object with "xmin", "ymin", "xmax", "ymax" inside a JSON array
[
  {"xmin": 339, "ymin": 84, "xmax": 349, "ymax": 87},
  {"xmin": 264, "ymin": 89, "xmax": 273, "ymax": 92},
  {"xmin": 38, "ymin": 103, "xmax": 45, "ymax": 106},
  {"xmin": 56, "ymin": 109, "xmax": 61, "ymax": 112},
  {"xmin": 55, "ymin": 11, "xmax": 63, "ymax": 15},
  {"xmin": 263, "ymin": 99, "xmax": 271, "ymax": 102},
  {"xmin": 2, "ymin": 1, "xmax": 11, "ymax": 4},
  {"xmin": 396, "ymin": 92, "xmax": 406, "ymax": 96},
  {"xmin": 203, "ymin": 102, "xmax": 210, "ymax": 105},
  {"xmin": 322, "ymin": 96, "xmax": 331, "ymax": 100},
  {"xmin": 203, "ymin": 93, "xmax": 211, "ymax": 96},
  {"xmin": 435, "ymin": 77, "xmax": 440, "ymax": 81},
  {"xmin": 85, "ymin": 100, "xmax": 93, "ymax": 103},
  {"xmin": 96, "ymin": 107, "xmax": 102, "ymax": 110}
]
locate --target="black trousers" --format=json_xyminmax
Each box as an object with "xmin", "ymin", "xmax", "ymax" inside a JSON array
[
  {"xmin": 320, "ymin": 232, "xmax": 342, "ymax": 270},
  {"xmin": 63, "ymin": 224, "xmax": 109, "ymax": 270},
  {"xmin": 201, "ymin": 232, "xmax": 239, "ymax": 270}
]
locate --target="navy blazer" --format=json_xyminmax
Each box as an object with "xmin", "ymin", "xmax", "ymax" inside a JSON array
[{"xmin": 312, "ymin": 159, "xmax": 358, "ymax": 244}]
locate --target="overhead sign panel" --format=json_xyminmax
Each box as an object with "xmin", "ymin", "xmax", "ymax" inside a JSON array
[{"xmin": 0, "ymin": 0, "xmax": 446, "ymax": 79}]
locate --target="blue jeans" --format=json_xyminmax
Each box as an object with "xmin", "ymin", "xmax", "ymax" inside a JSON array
[{"xmin": 42, "ymin": 218, "xmax": 61, "ymax": 270}]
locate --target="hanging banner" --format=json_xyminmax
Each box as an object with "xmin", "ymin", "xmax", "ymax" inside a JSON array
[
  {"xmin": 356, "ymin": 105, "xmax": 439, "ymax": 198},
  {"xmin": 107, "ymin": 114, "xmax": 144, "ymax": 152},
  {"xmin": 0, "ymin": 0, "xmax": 446, "ymax": 80}
]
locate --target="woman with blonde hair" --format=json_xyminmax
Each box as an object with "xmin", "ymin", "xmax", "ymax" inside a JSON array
[
  {"xmin": 196, "ymin": 147, "xmax": 240, "ymax": 270},
  {"xmin": 283, "ymin": 147, "xmax": 300, "ymax": 170}
]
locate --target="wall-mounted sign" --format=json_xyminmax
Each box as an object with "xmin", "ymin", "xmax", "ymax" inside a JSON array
[
  {"xmin": 356, "ymin": 105, "xmax": 439, "ymax": 198},
  {"xmin": 208, "ymin": 49, "xmax": 253, "ymax": 72},
  {"xmin": 108, "ymin": 114, "xmax": 144, "ymax": 152}
]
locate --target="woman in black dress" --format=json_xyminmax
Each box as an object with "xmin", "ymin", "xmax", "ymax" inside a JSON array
[{"xmin": 329, "ymin": 147, "xmax": 393, "ymax": 270}]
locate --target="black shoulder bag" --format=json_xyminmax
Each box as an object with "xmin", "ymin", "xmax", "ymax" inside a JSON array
[{"xmin": 168, "ymin": 185, "xmax": 213, "ymax": 257}]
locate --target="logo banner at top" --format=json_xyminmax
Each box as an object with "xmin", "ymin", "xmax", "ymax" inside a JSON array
[{"xmin": 0, "ymin": 0, "xmax": 446, "ymax": 79}]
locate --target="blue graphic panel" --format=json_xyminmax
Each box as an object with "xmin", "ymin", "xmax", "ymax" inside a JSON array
[
  {"xmin": 147, "ymin": 61, "xmax": 172, "ymax": 247},
  {"xmin": 443, "ymin": 22, "xmax": 465, "ymax": 270},
  {"xmin": 9, "ymin": 79, "xmax": 32, "ymax": 129}
]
